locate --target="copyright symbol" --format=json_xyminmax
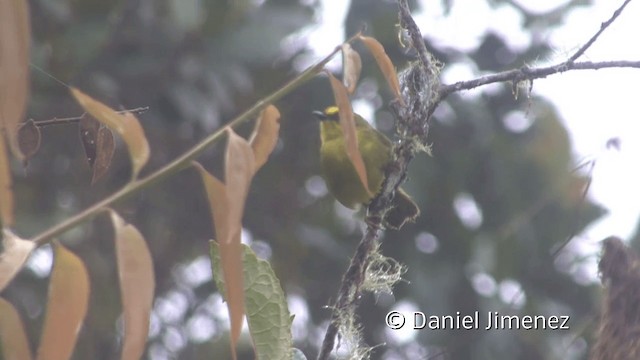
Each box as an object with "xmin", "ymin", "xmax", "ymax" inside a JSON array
[{"xmin": 386, "ymin": 311, "xmax": 406, "ymax": 329}]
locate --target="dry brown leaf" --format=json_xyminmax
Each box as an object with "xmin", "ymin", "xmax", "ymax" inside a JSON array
[
  {"xmin": 249, "ymin": 105, "xmax": 281, "ymax": 173},
  {"xmin": 92, "ymin": 127, "xmax": 115, "ymax": 184},
  {"xmin": 341, "ymin": 43, "xmax": 362, "ymax": 94},
  {"xmin": 79, "ymin": 115, "xmax": 100, "ymax": 167},
  {"xmin": 220, "ymin": 129, "xmax": 254, "ymax": 357},
  {"xmin": 0, "ymin": 0, "xmax": 30, "ymax": 160},
  {"xmin": 193, "ymin": 162, "xmax": 229, "ymax": 242},
  {"xmin": 17, "ymin": 119, "xmax": 41, "ymax": 166},
  {"xmin": 193, "ymin": 129, "xmax": 255, "ymax": 360},
  {"xmin": 224, "ymin": 128, "xmax": 255, "ymax": 236},
  {"xmin": 359, "ymin": 35, "xmax": 404, "ymax": 105},
  {"xmin": 37, "ymin": 242, "xmax": 89, "ymax": 360},
  {"xmin": 193, "ymin": 162, "xmax": 244, "ymax": 360},
  {"xmin": 110, "ymin": 210, "xmax": 155, "ymax": 360},
  {"xmin": 217, "ymin": 238, "xmax": 243, "ymax": 360},
  {"xmin": 120, "ymin": 112, "xmax": 150, "ymax": 177},
  {"xmin": 327, "ymin": 72, "xmax": 371, "ymax": 195},
  {"xmin": 0, "ymin": 298, "xmax": 33, "ymax": 360},
  {"xmin": 0, "ymin": 230, "xmax": 34, "ymax": 292},
  {"xmin": 71, "ymin": 89, "xmax": 150, "ymax": 178},
  {"xmin": 0, "ymin": 135, "xmax": 13, "ymax": 227}
]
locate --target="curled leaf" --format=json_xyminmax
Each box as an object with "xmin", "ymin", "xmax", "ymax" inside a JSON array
[
  {"xmin": 37, "ymin": 242, "xmax": 89, "ymax": 360},
  {"xmin": 17, "ymin": 119, "xmax": 41, "ymax": 166},
  {"xmin": 71, "ymin": 88, "xmax": 150, "ymax": 179},
  {"xmin": 193, "ymin": 162, "xmax": 228, "ymax": 243},
  {"xmin": 358, "ymin": 35, "xmax": 404, "ymax": 105},
  {"xmin": 326, "ymin": 72, "xmax": 371, "ymax": 195},
  {"xmin": 224, "ymin": 128, "xmax": 255, "ymax": 235},
  {"xmin": 249, "ymin": 105, "xmax": 281, "ymax": 173},
  {"xmin": 341, "ymin": 43, "xmax": 362, "ymax": 94},
  {"xmin": 193, "ymin": 129, "xmax": 255, "ymax": 359},
  {"xmin": 194, "ymin": 160, "xmax": 244, "ymax": 360},
  {"xmin": 91, "ymin": 127, "xmax": 115, "ymax": 184},
  {"xmin": 0, "ymin": 0, "xmax": 30, "ymax": 160},
  {"xmin": 110, "ymin": 210, "xmax": 154, "ymax": 360},
  {"xmin": 0, "ymin": 230, "xmax": 35, "ymax": 292},
  {"xmin": 79, "ymin": 115, "xmax": 100, "ymax": 168}
]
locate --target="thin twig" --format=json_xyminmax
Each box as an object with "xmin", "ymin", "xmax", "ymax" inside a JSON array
[
  {"xmin": 550, "ymin": 159, "xmax": 596, "ymax": 259},
  {"xmin": 32, "ymin": 107, "xmax": 150, "ymax": 127},
  {"xmin": 440, "ymin": 60, "xmax": 640, "ymax": 98},
  {"xmin": 397, "ymin": 0, "xmax": 437, "ymax": 78},
  {"xmin": 567, "ymin": 0, "xmax": 633, "ymax": 63}
]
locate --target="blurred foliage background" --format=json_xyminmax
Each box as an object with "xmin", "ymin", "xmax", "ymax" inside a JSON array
[{"xmin": 2, "ymin": 0, "xmax": 622, "ymax": 359}]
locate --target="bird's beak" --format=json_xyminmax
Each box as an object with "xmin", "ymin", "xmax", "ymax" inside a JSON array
[{"xmin": 312, "ymin": 110, "xmax": 327, "ymax": 121}]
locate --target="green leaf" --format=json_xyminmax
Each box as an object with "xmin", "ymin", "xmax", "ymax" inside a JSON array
[{"xmin": 210, "ymin": 242, "xmax": 293, "ymax": 360}]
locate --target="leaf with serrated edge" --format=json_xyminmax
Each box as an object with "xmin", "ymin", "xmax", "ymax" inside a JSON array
[
  {"xmin": 0, "ymin": 230, "xmax": 34, "ymax": 292},
  {"xmin": 249, "ymin": 105, "xmax": 281, "ymax": 173},
  {"xmin": 359, "ymin": 36, "xmax": 404, "ymax": 105},
  {"xmin": 341, "ymin": 44, "xmax": 362, "ymax": 94},
  {"xmin": 0, "ymin": 0, "xmax": 30, "ymax": 160},
  {"xmin": 37, "ymin": 242, "xmax": 89, "ymax": 360},
  {"xmin": 0, "ymin": 135, "xmax": 13, "ymax": 227},
  {"xmin": 0, "ymin": 298, "xmax": 33, "ymax": 360},
  {"xmin": 327, "ymin": 72, "xmax": 371, "ymax": 195},
  {"xmin": 211, "ymin": 242, "xmax": 293, "ymax": 360},
  {"xmin": 110, "ymin": 210, "xmax": 155, "ymax": 360},
  {"xmin": 70, "ymin": 88, "xmax": 150, "ymax": 178}
]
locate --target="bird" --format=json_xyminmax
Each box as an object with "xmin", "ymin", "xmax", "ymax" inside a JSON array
[{"xmin": 313, "ymin": 106, "xmax": 419, "ymax": 229}]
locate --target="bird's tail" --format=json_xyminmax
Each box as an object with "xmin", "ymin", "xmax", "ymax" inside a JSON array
[{"xmin": 384, "ymin": 188, "xmax": 420, "ymax": 230}]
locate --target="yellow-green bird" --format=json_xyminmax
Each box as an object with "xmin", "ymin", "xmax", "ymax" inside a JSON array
[{"xmin": 313, "ymin": 106, "xmax": 419, "ymax": 229}]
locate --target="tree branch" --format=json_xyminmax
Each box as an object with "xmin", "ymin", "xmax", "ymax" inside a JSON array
[
  {"xmin": 567, "ymin": 0, "xmax": 633, "ymax": 63},
  {"xmin": 316, "ymin": 226, "xmax": 381, "ymax": 359},
  {"xmin": 317, "ymin": 1, "xmax": 439, "ymax": 358},
  {"xmin": 440, "ymin": 60, "xmax": 640, "ymax": 99},
  {"xmin": 316, "ymin": 0, "xmax": 638, "ymax": 358},
  {"xmin": 31, "ymin": 107, "xmax": 149, "ymax": 127}
]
